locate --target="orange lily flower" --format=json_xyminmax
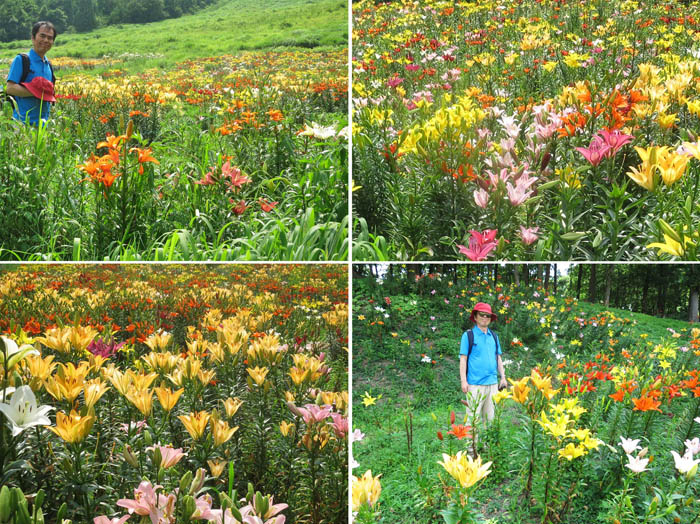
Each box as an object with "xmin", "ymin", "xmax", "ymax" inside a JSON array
[
  {"xmin": 632, "ymin": 395, "xmax": 661, "ymax": 412},
  {"xmin": 130, "ymin": 147, "xmax": 159, "ymax": 174},
  {"xmin": 97, "ymin": 133, "xmax": 128, "ymax": 151}
]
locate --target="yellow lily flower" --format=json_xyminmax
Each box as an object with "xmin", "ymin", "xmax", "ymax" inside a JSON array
[
  {"xmin": 155, "ymin": 387, "xmax": 184, "ymax": 412},
  {"xmin": 211, "ymin": 418, "xmax": 238, "ymax": 447},
  {"xmin": 143, "ymin": 331, "xmax": 172, "ymax": 352},
  {"xmin": 126, "ymin": 389, "xmax": 154, "ymax": 417},
  {"xmin": 657, "ymin": 150, "xmax": 689, "ymax": 185},
  {"xmin": 648, "ymin": 234, "xmax": 687, "ymax": 257},
  {"xmin": 222, "ymin": 397, "xmax": 243, "ymax": 418},
  {"xmin": 558, "ymin": 443, "xmax": 586, "ymax": 461},
  {"xmin": 207, "ymin": 460, "xmax": 227, "ymax": 479},
  {"xmin": 438, "ymin": 451, "xmax": 492, "ymax": 489},
  {"xmin": 49, "ymin": 410, "xmax": 95, "ymax": 443},
  {"xmin": 178, "ymin": 411, "xmax": 211, "ymax": 440},
  {"xmin": 352, "ymin": 470, "xmax": 382, "ymax": 510},
  {"xmin": 247, "ymin": 366, "xmax": 270, "ymax": 386},
  {"xmin": 280, "ymin": 421, "xmax": 295, "ymax": 436},
  {"xmin": 83, "ymin": 378, "xmax": 110, "ymax": 410}
]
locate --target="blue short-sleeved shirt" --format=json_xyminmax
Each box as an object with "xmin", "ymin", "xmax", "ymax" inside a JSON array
[
  {"xmin": 6, "ymin": 49, "xmax": 53, "ymax": 125},
  {"xmin": 459, "ymin": 327, "xmax": 501, "ymax": 385}
]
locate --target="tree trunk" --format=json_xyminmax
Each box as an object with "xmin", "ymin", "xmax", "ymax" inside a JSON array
[
  {"xmin": 553, "ymin": 266, "xmax": 558, "ymax": 293},
  {"xmin": 576, "ymin": 264, "xmax": 582, "ymax": 300},
  {"xmin": 544, "ymin": 264, "xmax": 551, "ymax": 291},
  {"xmin": 690, "ymin": 287, "xmax": 699, "ymax": 323},
  {"xmin": 642, "ymin": 266, "xmax": 651, "ymax": 314},
  {"xmin": 656, "ymin": 266, "xmax": 667, "ymax": 317},
  {"xmin": 493, "ymin": 265, "xmax": 498, "ymax": 287},
  {"xmin": 588, "ymin": 265, "xmax": 598, "ymax": 303},
  {"xmin": 513, "ymin": 265, "xmax": 520, "ymax": 286},
  {"xmin": 604, "ymin": 265, "xmax": 612, "ymax": 307},
  {"xmin": 524, "ymin": 265, "xmax": 530, "ymax": 286}
]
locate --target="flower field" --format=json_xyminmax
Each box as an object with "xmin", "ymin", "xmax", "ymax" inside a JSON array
[
  {"xmin": 0, "ymin": 47, "xmax": 348, "ymax": 260},
  {"xmin": 0, "ymin": 264, "xmax": 348, "ymax": 523},
  {"xmin": 352, "ymin": 0, "xmax": 700, "ymax": 261},
  {"xmin": 352, "ymin": 267, "xmax": 700, "ymax": 523}
]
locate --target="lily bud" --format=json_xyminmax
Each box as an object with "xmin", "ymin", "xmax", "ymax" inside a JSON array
[
  {"xmin": 182, "ymin": 495, "xmax": 196, "ymax": 519},
  {"xmin": 190, "ymin": 468, "xmax": 206, "ymax": 495},
  {"xmin": 56, "ymin": 503, "xmax": 68, "ymax": 522},
  {"xmin": 254, "ymin": 492, "xmax": 269, "ymax": 518},
  {"xmin": 126, "ymin": 120, "xmax": 134, "ymax": 140},
  {"xmin": 124, "ymin": 445, "xmax": 139, "ymax": 467},
  {"xmin": 179, "ymin": 471, "xmax": 193, "ymax": 494},
  {"xmin": 35, "ymin": 489, "xmax": 45, "ymax": 509},
  {"xmin": 0, "ymin": 486, "xmax": 10, "ymax": 521}
]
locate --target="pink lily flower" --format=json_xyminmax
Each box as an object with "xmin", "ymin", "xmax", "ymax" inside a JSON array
[
  {"xmin": 192, "ymin": 494, "xmax": 218, "ymax": 520},
  {"xmin": 387, "ymin": 76, "xmax": 404, "ymax": 88},
  {"xmin": 287, "ymin": 402, "xmax": 332, "ymax": 424},
  {"xmin": 221, "ymin": 161, "xmax": 251, "ymax": 191},
  {"xmin": 473, "ymin": 188, "xmax": 489, "ymax": 208},
  {"xmin": 244, "ymin": 494, "xmax": 288, "ymax": 522},
  {"xmin": 116, "ymin": 481, "xmax": 176, "ymax": 524},
  {"xmin": 519, "ymin": 226, "xmax": 540, "ymax": 245},
  {"xmin": 147, "ymin": 444, "xmax": 186, "ymax": 469},
  {"xmin": 94, "ymin": 517, "xmax": 130, "ymax": 524},
  {"xmin": 330, "ymin": 412, "xmax": 348, "ymax": 439},
  {"xmin": 506, "ymin": 173, "xmax": 538, "ymax": 206},
  {"xmin": 598, "ymin": 129, "xmax": 634, "ymax": 156},
  {"xmin": 457, "ymin": 229, "xmax": 498, "ymax": 261},
  {"xmin": 575, "ymin": 136, "xmax": 612, "ymax": 166},
  {"xmin": 116, "ymin": 481, "xmax": 160, "ymax": 519}
]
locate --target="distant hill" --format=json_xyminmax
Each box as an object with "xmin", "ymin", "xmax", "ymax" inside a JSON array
[
  {"xmin": 0, "ymin": 0, "xmax": 221, "ymax": 42},
  {"xmin": 0, "ymin": 0, "xmax": 347, "ymax": 64}
]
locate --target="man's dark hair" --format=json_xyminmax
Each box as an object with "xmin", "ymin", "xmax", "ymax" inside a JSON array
[{"xmin": 32, "ymin": 21, "xmax": 57, "ymax": 40}]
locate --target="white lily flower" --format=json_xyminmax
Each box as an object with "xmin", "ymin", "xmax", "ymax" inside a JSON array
[
  {"xmin": 686, "ymin": 438, "xmax": 700, "ymax": 456},
  {"xmin": 671, "ymin": 449, "xmax": 700, "ymax": 476},
  {"xmin": 299, "ymin": 122, "xmax": 337, "ymax": 140},
  {"xmin": 0, "ymin": 385, "xmax": 54, "ymax": 436},
  {"xmin": 0, "ymin": 336, "xmax": 39, "ymax": 370},
  {"xmin": 619, "ymin": 436, "xmax": 641, "ymax": 455},
  {"xmin": 625, "ymin": 453, "xmax": 649, "ymax": 474}
]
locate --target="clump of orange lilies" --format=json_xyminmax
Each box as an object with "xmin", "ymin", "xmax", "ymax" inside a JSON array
[{"xmin": 77, "ymin": 120, "xmax": 159, "ymax": 190}]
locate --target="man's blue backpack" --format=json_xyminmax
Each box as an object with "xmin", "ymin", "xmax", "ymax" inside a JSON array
[
  {"xmin": 1, "ymin": 53, "xmax": 56, "ymax": 111},
  {"xmin": 464, "ymin": 329, "xmax": 500, "ymax": 378}
]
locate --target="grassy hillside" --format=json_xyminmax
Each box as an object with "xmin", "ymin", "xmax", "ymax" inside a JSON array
[
  {"xmin": 0, "ymin": 0, "xmax": 347, "ymax": 71},
  {"xmin": 352, "ymin": 276, "xmax": 700, "ymax": 523}
]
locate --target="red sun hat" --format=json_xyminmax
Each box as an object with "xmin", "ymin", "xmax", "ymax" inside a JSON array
[
  {"xmin": 470, "ymin": 302, "xmax": 497, "ymax": 323},
  {"xmin": 22, "ymin": 77, "xmax": 56, "ymax": 103}
]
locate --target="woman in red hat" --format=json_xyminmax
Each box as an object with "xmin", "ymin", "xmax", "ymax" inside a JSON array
[
  {"xmin": 4, "ymin": 21, "xmax": 57, "ymax": 125},
  {"xmin": 459, "ymin": 302, "xmax": 507, "ymax": 448}
]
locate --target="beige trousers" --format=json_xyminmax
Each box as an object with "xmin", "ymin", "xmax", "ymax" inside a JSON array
[{"xmin": 464, "ymin": 384, "xmax": 498, "ymax": 438}]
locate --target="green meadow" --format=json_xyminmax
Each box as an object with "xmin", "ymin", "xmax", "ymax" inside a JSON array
[{"xmin": 0, "ymin": 0, "xmax": 347, "ymax": 71}]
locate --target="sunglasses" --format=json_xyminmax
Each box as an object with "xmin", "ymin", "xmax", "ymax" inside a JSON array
[{"xmin": 476, "ymin": 312, "xmax": 491, "ymax": 318}]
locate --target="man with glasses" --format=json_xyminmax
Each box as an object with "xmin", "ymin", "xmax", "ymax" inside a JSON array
[
  {"xmin": 459, "ymin": 302, "xmax": 506, "ymax": 449},
  {"xmin": 4, "ymin": 21, "xmax": 57, "ymax": 125}
]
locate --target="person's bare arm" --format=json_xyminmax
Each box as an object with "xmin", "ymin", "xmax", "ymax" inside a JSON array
[
  {"xmin": 5, "ymin": 81, "xmax": 33, "ymax": 98},
  {"xmin": 497, "ymin": 354, "xmax": 507, "ymax": 388},
  {"xmin": 460, "ymin": 355, "xmax": 469, "ymax": 393}
]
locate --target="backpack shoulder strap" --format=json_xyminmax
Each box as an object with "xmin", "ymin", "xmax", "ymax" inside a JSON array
[
  {"xmin": 19, "ymin": 54, "xmax": 31, "ymax": 84},
  {"xmin": 47, "ymin": 59, "xmax": 56, "ymax": 84},
  {"xmin": 491, "ymin": 331, "xmax": 500, "ymax": 357},
  {"xmin": 465, "ymin": 329, "xmax": 475, "ymax": 380}
]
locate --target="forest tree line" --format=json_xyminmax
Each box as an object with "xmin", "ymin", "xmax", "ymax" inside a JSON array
[
  {"xmin": 355, "ymin": 264, "xmax": 700, "ymax": 323},
  {"xmin": 0, "ymin": 0, "xmax": 218, "ymax": 42}
]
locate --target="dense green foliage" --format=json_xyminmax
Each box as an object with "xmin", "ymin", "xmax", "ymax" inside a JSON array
[{"xmin": 0, "ymin": 0, "xmax": 218, "ymax": 41}]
